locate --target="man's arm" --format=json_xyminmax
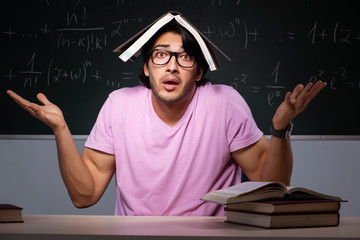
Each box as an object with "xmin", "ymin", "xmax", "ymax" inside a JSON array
[
  {"xmin": 55, "ymin": 123, "xmax": 115, "ymax": 208},
  {"xmin": 6, "ymin": 90, "xmax": 115, "ymax": 208},
  {"xmin": 231, "ymin": 81, "xmax": 327, "ymax": 185}
]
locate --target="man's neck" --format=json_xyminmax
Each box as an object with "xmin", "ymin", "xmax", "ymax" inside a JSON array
[{"xmin": 151, "ymin": 91, "xmax": 195, "ymax": 127}]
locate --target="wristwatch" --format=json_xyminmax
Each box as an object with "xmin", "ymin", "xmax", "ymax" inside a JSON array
[{"xmin": 270, "ymin": 121, "xmax": 293, "ymax": 138}]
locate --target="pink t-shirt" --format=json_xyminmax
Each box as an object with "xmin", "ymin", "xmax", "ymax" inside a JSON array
[{"xmin": 85, "ymin": 83, "xmax": 263, "ymax": 216}]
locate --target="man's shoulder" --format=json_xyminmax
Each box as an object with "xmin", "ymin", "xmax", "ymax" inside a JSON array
[
  {"xmin": 199, "ymin": 83, "xmax": 239, "ymax": 101},
  {"xmin": 198, "ymin": 83, "xmax": 249, "ymax": 112},
  {"xmin": 201, "ymin": 82, "xmax": 234, "ymax": 92}
]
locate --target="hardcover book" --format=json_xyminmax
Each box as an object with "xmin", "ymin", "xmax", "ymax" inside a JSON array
[
  {"xmin": 0, "ymin": 204, "xmax": 24, "ymax": 223},
  {"xmin": 225, "ymin": 210, "xmax": 340, "ymax": 228},
  {"xmin": 225, "ymin": 199, "xmax": 341, "ymax": 214}
]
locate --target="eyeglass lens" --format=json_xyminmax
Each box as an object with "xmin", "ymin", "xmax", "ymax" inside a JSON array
[{"xmin": 151, "ymin": 49, "xmax": 195, "ymax": 68}]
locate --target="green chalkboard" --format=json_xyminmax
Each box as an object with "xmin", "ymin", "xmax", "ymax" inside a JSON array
[{"xmin": 1, "ymin": 0, "xmax": 359, "ymax": 135}]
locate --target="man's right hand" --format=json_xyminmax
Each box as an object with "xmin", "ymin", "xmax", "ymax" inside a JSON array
[
  {"xmin": 7, "ymin": 90, "xmax": 116, "ymax": 208},
  {"xmin": 7, "ymin": 90, "xmax": 66, "ymax": 133}
]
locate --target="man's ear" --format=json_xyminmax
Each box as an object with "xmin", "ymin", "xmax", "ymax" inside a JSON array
[
  {"xmin": 143, "ymin": 63, "xmax": 149, "ymax": 77},
  {"xmin": 195, "ymin": 67, "xmax": 203, "ymax": 82}
]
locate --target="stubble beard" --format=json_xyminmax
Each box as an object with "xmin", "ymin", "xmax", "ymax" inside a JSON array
[{"xmin": 149, "ymin": 75, "xmax": 196, "ymax": 104}]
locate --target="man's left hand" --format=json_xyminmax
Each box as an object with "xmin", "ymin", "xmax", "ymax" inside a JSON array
[{"xmin": 272, "ymin": 81, "xmax": 327, "ymax": 130}]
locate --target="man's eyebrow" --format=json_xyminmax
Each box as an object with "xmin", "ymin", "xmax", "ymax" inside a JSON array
[
  {"xmin": 153, "ymin": 44, "xmax": 170, "ymax": 49},
  {"xmin": 153, "ymin": 44, "xmax": 184, "ymax": 49}
]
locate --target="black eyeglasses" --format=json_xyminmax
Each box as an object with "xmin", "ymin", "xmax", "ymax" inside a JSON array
[{"xmin": 149, "ymin": 49, "xmax": 196, "ymax": 68}]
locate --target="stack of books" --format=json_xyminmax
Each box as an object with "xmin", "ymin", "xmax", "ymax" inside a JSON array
[{"xmin": 202, "ymin": 182, "xmax": 345, "ymax": 228}]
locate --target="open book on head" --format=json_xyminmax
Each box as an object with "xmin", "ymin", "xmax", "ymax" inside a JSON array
[
  {"xmin": 113, "ymin": 11, "xmax": 231, "ymax": 71},
  {"xmin": 202, "ymin": 182, "xmax": 346, "ymax": 205}
]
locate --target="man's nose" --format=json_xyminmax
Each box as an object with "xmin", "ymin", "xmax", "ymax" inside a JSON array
[{"xmin": 166, "ymin": 55, "xmax": 179, "ymax": 72}]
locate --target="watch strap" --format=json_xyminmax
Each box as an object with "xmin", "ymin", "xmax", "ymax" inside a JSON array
[{"xmin": 270, "ymin": 121, "xmax": 293, "ymax": 138}]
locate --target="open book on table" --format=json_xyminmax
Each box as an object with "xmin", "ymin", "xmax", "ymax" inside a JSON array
[
  {"xmin": 113, "ymin": 11, "xmax": 231, "ymax": 71},
  {"xmin": 202, "ymin": 182, "xmax": 346, "ymax": 205}
]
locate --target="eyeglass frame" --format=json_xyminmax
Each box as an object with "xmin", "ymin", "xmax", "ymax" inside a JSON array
[{"xmin": 148, "ymin": 49, "xmax": 196, "ymax": 68}]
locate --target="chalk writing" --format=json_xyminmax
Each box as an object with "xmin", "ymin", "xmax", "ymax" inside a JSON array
[
  {"xmin": 219, "ymin": 22, "xmax": 235, "ymax": 38},
  {"xmin": 1, "ymin": 0, "xmax": 359, "ymax": 136},
  {"xmin": 5, "ymin": 69, "xmax": 17, "ymax": 82},
  {"xmin": 47, "ymin": 58, "xmax": 92, "ymax": 85},
  {"xmin": 270, "ymin": 61, "xmax": 280, "ymax": 84},
  {"xmin": 4, "ymin": 26, "xmax": 16, "ymax": 39},
  {"xmin": 308, "ymin": 67, "xmax": 353, "ymax": 90},
  {"xmin": 19, "ymin": 53, "xmax": 43, "ymax": 88},
  {"xmin": 57, "ymin": 30, "xmax": 107, "ymax": 51},
  {"xmin": 116, "ymin": 0, "xmax": 134, "ymax": 5},
  {"xmin": 111, "ymin": 17, "xmax": 143, "ymax": 37},
  {"xmin": 306, "ymin": 21, "xmax": 360, "ymax": 45}
]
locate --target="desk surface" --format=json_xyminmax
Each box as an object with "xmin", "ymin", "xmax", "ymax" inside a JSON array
[{"xmin": 0, "ymin": 215, "xmax": 359, "ymax": 240}]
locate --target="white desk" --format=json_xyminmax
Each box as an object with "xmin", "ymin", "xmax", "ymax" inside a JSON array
[{"xmin": 0, "ymin": 215, "xmax": 359, "ymax": 240}]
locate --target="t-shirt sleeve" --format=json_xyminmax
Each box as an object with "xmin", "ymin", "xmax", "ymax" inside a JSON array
[
  {"xmin": 226, "ymin": 88, "xmax": 263, "ymax": 152},
  {"xmin": 85, "ymin": 95, "xmax": 115, "ymax": 155}
]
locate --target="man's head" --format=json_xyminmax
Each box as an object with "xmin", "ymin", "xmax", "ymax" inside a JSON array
[{"xmin": 139, "ymin": 21, "xmax": 209, "ymax": 89}]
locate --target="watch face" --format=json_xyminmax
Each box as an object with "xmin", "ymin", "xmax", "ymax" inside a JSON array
[{"xmin": 286, "ymin": 123, "xmax": 293, "ymax": 138}]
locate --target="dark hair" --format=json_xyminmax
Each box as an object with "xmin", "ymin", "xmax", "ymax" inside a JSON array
[{"xmin": 139, "ymin": 20, "xmax": 209, "ymax": 88}]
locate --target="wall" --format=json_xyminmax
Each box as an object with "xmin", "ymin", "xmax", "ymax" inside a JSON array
[
  {"xmin": 0, "ymin": 138, "xmax": 359, "ymax": 216},
  {"xmin": 0, "ymin": 138, "xmax": 115, "ymax": 215}
]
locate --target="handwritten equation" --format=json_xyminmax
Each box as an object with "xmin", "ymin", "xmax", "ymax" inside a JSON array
[
  {"xmin": 4, "ymin": 51, "xmax": 136, "ymax": 90},
  {"xmin": 3, "ymin": 1, "xmax": 143, "ymax": 89},
  {"xmin": 202, "ymin": 18, "xmax": 360, "ymax": 49},
  {"xmin": 230, "ymin": 61, "xmax": 359, "ymax": 106}
]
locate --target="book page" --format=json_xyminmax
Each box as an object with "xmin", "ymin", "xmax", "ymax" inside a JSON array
[
  {"xmin": 214, "ymin": 182, "xmax": 277, "ymax": 196},
  {"xmin": 286, "ymin": 186, "xmax": 345, "ymax": 201},
  {"xmin": 202, "ymin": 182, "xmax": 274, "ymax": 202},
  {"xmin": 202, "ymin": 182, "xmax": 287, "ymax": 204}
]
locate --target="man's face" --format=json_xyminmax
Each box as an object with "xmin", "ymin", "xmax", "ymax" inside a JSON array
[{"xmin": 143, "ymin": 31, "xmax": 203, "ymax": 105}]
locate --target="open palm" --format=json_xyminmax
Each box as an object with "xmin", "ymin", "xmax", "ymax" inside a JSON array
[
  {"xmin": 273, "ymin": 81, "xmax": 327, "ymax": 130},
  {"xmin": 7, "ymin": 90, "xmax": 65, "ymax": 132}
]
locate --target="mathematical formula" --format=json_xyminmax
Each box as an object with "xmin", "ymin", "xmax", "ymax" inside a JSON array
[{"xmin": 2, "ymin": 0, "xmax": 359, "ymax": 108}]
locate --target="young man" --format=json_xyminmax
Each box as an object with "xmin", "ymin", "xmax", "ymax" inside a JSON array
[{"xmin": 7, "ymin": 20, "xmax": 326, "ymax": 216}]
